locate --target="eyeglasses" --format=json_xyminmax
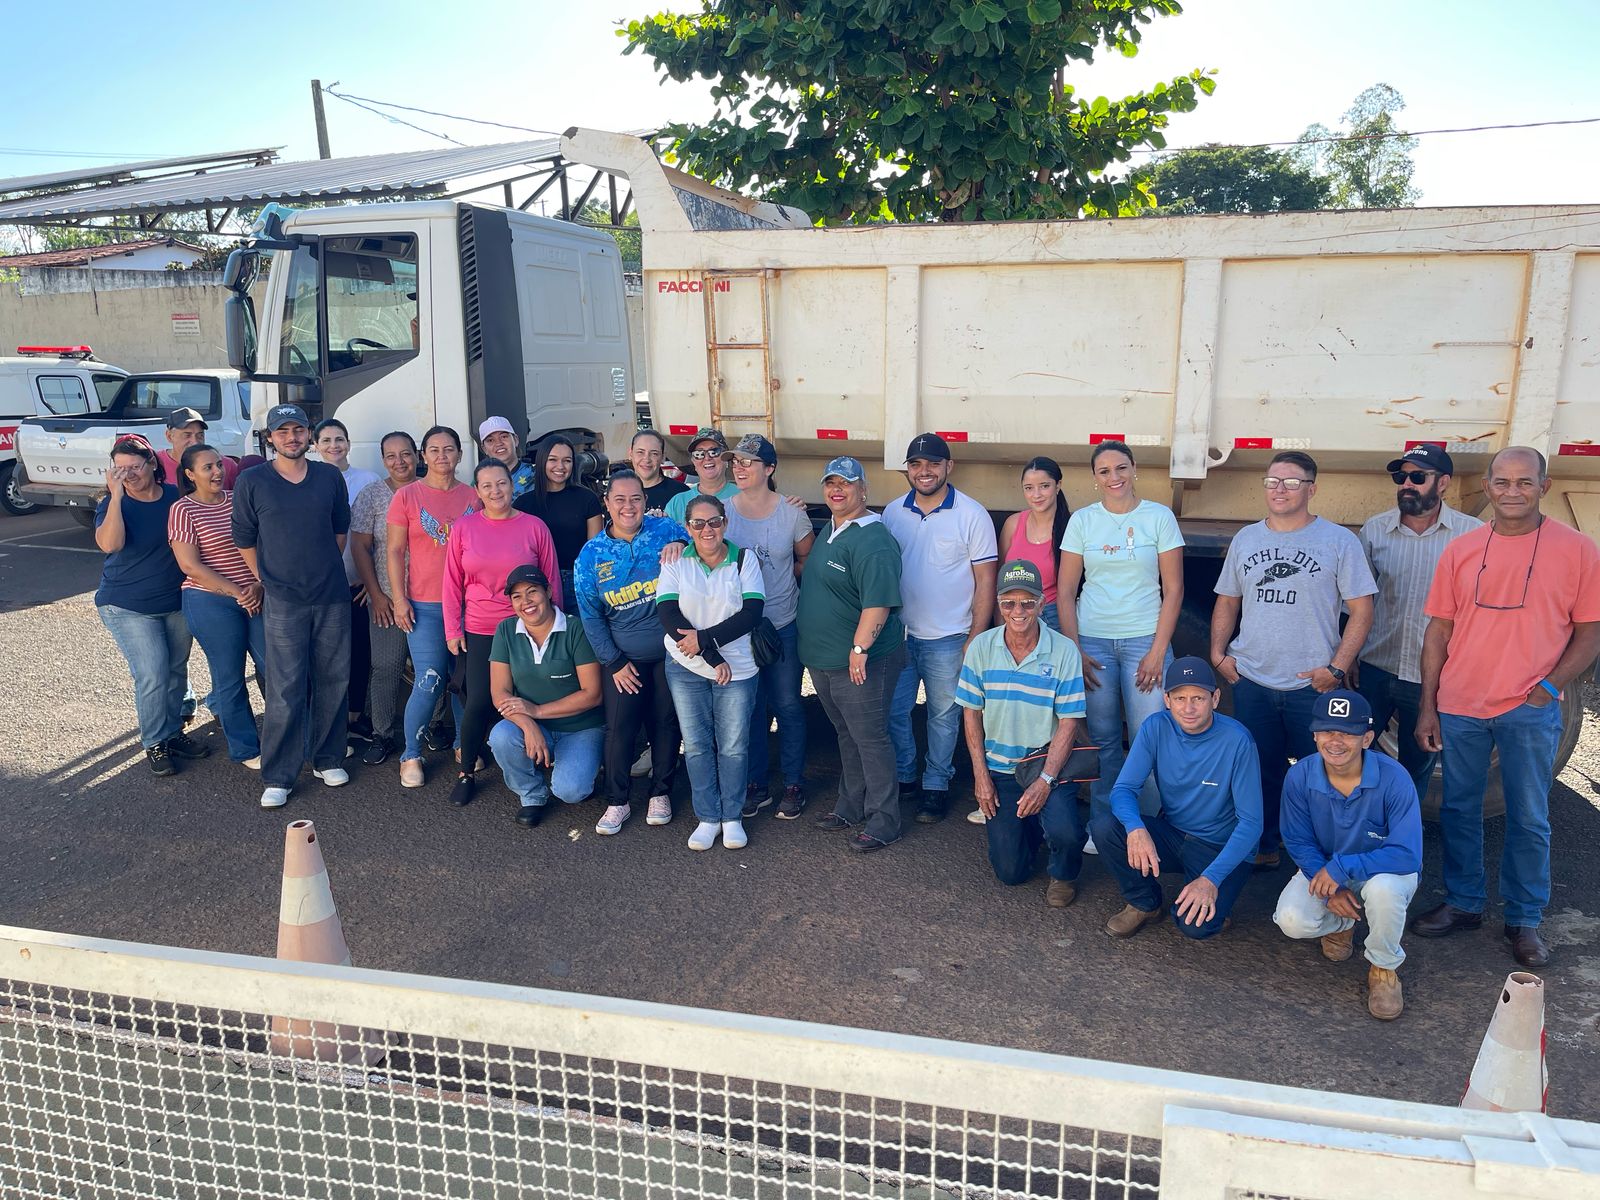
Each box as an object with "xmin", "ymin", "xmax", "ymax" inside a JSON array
[
  {"xmin": 998, "ymin": 598, "xmax": 1040, "ymax": 612},
  {"xmin": 690, "ymin": 449, "xmax": 726, "ymax": 461},
  {"xmin": 1391, "ymin": 469, "xmax": 1437, "ymax": 485},
  {"xmin": 731, "ymin": 456, "xmax": 764, "ymax": 468},
  {"xmin": 1473, "ymin": 519, "xmax": 1542, "ymax": 611},
  {"xmin": 687, "ymin": 516, "xmax": 727, "ymax": 530},
  {"xmin": 1263, "ymin": 476, "xmax": 1310, "ymax": 491}
]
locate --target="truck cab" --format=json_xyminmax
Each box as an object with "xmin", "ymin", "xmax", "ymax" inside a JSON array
[
  {"xmin": 223, "ymin": 201, "xmax": 632, "ymax": 480},
  {"xmin": 0, "ymin": 346, "xmax": 127, "ymax": 516}
]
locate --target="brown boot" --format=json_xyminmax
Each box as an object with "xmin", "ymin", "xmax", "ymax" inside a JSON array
[
  {"xmin": 1105, "ymin": 902, "xmax": 1167, "ymax": 939},
  {"xmin": 1320, "ymin": 928, "xmax": 1354, "ymax": 962},
  {"xmin": 1045, "ymin": 879, "xmax": 1077, "ymax": 908},
  {"xmin": 1367, "ymin": 966, "xmax": 1403, "ymax": 1020}
]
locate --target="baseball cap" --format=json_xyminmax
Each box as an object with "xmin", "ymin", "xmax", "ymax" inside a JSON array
[
  {"xmin": 1163, "ymin": 657, "xmax": 1218, "ymax": 692},
  {"xmin": 1310, "ymin": 689, "xmax": 1373, "ymax": 735},
  {"xmin": 1386, "ymin": 444, "xmax": 1454, "ymax": 477},
  {"xmin": 265, "ymin": 403, "xmax": 309, "ymax": 431},
  {"xmin": 820, "ymin": 455, "xmax": 866, "ymax": 484},
  {"xmin": 478, "ymin": 416, "xmax": 516, "ymax": 442},
  {"xmin": 996, "ymin": 559, "xmax": 1044, "ymax": 599},
  {"xmin": 503, "ymin": 563, "xmax": 552, "ymax": 596},
  {"xmin": 904, "ymin": 432, "xmax": 951, "ymax": 464},
  {"xmin": 688, "ymin": 427, "xmax": 728, "ymax": 453},
  {"xmin": 732, "ymin": 433, "xmax": 777, "ymax": 466},
  {"xmin": 165, "ymin": 407, "xmax": 208, "ymax": 430}
]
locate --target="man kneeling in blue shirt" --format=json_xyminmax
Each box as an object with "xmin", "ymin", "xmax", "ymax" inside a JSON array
[
  {"xmin": 1274, "ymin": 689, "xmax": 1421, "ymax": 1021},
  {"xmin": 1091, "ymin": 658, "xmax": 1264, "ymax": 940}
]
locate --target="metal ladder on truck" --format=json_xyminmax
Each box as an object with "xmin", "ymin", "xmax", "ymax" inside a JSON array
[{"xmin": 702, "ymin": 269, "xmax": 776, "ymax": 438}]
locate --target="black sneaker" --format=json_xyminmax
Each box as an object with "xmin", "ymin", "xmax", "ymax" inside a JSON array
[
  {"xmin": 449, "ymin": 773, "xmax": 476, "ymax": 807},
  {"xmin": 362, "ymin": 735, "xmax": 393, "ymax": 766},
  {"xmin": 774, "ymin": 784, "xmax": 806, "ymax": 820},
  {"xmin": 146, "ymin": 743, "xmax": 176, "ymax": 777},
  {"xmin": 898, "ymin": 780, "xmax": 919, "ymax": 803},
  {"xmin": 424, "ymin": 724, "xmax": 454, "ymax": 753},
  {"xmin": 813, "ymin": 812, "xmax": 857, "ymax": 832},
  {"xmin": 915, "ymin": 789, "xmax": 950, "ymax": 824},
  {"xmin": 741, "ymin": 783, "xmax": 773, "ymax": 819},
  {"xmin": 515, "ymin": 803, "xmax": 545, "ymax": 828},
  {"xmin": 164, "ymin": 732, "xmax": 211, "ymax": 760}
]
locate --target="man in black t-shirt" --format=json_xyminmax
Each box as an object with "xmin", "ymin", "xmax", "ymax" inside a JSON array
[{"xmin": 232, "ymin": 403, "xmax": 352, "ymax": 809}]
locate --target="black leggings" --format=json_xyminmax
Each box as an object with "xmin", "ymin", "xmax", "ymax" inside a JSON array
[
  {"xmin": 601, "ymin": 658, "xmax": 679, "ymax": 805},
  {"xmin": 457, "ymin": 631, "xmax": 496, "ymax": 775}
]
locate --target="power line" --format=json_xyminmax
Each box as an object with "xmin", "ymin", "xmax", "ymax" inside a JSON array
[
  {"xmin": 321, "ymin": 87, "xmax": 561, "ymax": 139},
  {"xmin": 320, "ymin": 87, "xmax": 467, "ymax": 146},
  {"xmin": 0, "ymin": 146, "xmax": 168, "ymax": 160},
  {"xmin": 1130, "ymin": 115, "xmax": 1600, "ymax": 155}
]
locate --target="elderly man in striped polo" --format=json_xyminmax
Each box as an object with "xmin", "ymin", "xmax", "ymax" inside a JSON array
[{"xmin": 956, "ymin": 560, "xmax": 1088, "ymax": 907}]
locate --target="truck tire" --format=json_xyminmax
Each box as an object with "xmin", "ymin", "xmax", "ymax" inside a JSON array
[
  {"xmin": 1408, "ymin": 677, "xmax": 1589, "ymax": 822},
  {"xmin": 69, "ymin": 505, "xmax": 99, "ymax": 529},
  {"xmin": 0, "ymin": 462, "xmax": 37, "ymax": 517}
]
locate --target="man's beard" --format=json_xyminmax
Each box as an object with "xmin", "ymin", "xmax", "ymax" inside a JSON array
[
  {"xmin": 275, "ymin": 442, "xmax": 308, "ymax": 460},
  {"xmin": 1397, "ymin": 489, "xmax": 1439, "ymax": 516}
]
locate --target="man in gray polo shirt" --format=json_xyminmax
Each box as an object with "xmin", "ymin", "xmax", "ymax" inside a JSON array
[{"xmin": 1357, "ymin": 445, "xmax": 1481, "ymax": 800}]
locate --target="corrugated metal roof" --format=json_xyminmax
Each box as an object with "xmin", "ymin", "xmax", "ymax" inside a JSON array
[
  {"xmin": 0, "ymin": 237, "xmax": 206, "ymax": 268},
  {"xmin": 0, "ymin": 139, "xmax": 565, "ymax": 222},
  {"xmin": 0, "ymin": 149, "xmax": 278, "ymax": 196}
]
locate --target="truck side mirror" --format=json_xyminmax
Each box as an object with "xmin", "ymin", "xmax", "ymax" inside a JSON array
[{"xmin": 225, "ymin": 293, "xmax": 258, "ymax": 377}]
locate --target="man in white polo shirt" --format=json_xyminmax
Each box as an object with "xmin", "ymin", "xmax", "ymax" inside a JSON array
[{"xmin": 884, "ymin": 432, "xmax": 999, "ymax": 824}]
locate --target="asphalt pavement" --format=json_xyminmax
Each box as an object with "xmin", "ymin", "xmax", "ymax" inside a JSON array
[{"xmin": 2, "ymin": 506, "xmax": 1598, "ymax": 1119}]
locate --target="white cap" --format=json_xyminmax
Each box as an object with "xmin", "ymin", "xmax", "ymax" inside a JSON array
[{"xmin": 478, "ymin": 416, "xmax": 515, "ymax": 441}]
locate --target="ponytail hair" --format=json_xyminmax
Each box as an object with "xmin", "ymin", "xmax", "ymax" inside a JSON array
[{"xmin": 1021, "ymin": 455, "xmax": 1070, "ymax": 549}]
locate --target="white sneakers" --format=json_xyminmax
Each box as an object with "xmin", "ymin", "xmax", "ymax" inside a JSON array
[
  {"xmin": 259, "ymin": 787, "xmax": 290, "ymax": 809},
  {"xmin": 721, "ymin": 820, "xmax": 748, "ymax": 849},
  {"xmin": 241, "ymin": 756, "xmax": 262, "ymax": 771},
  {"xmin": 966, "ymin": 807, "xmax": 986, "ymax": 825},
  {"xmin": 630, "ymin": 747, "xmax": 652, "ymax": 778},
  {"xmin": 400, "ymin": 759, "xmax": 424, "ymax": 788},
  {"xmin": 1082, "ymin": 833, "xmax": 1099, "ymax": 856},
  {"xmin": 688, "ymin": 820, "xmax": 748, "ymax": 850},
  {"xmin": 645, "ymin": 795, "xmax": 672, "ymax": 825},
  {"xmin": 314, "ymin": 768, "xmax": 349, "ymax": 787},
  {"xmin": 596, "ymin": 805, "xmax": 631, "ymax": 835}
]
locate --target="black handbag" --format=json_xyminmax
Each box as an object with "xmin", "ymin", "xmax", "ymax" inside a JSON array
[
  {"xmin": 750, "ymin": 618, "xmax": 783, "ymax": 668},
  {"xmin": 1013, "ymin": 736, "xmax": 1100, "ymax": 790}
]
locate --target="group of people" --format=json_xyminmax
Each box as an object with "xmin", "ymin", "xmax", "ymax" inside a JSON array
[{"xmin": 93, "ymin": 410, "xmax": 1597, "ymax": 1014}]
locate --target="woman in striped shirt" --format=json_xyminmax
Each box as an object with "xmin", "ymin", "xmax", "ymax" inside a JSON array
[{"xmin": 168, "ymin": 443, "xmax": 266, "ymax": 767}]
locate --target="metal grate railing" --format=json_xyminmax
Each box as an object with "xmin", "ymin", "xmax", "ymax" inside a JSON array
[{"xmin": 0, "ymin": 926, "xmax": 1595, "ymax": 1200}]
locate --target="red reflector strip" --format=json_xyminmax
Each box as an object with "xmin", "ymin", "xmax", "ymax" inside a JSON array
[
  {"xmin": 1404, "ymin": 440, "xmax": 1447, "ymax": 451},
  {"xmin": 1089, "ymin": 433, "xmax": 1125, "ymax": 445},
  {"xmin": 933, "ymin": 430, "xmax": 968, "ymax": 443},
  {"xmin": 816, "ymin": 429, "xmax": 848, "ymax": 440},
  {"xmin": 1557, "ymin": 443, "xmax": 1599, "ymax": 456},
  {"xmin": 1233, "ymin": 437, "xmax": 1273, "ymax": 450},
  {"xmin": 667, "ymin": 424, "xmax": 698, "ymax": 436}
]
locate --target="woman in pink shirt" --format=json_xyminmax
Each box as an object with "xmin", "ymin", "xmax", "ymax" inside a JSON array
[
  {"xmin": 442, "ymin": 459, "xmax": 561, "ymax": 807},
  {"xmin": 385, "ymin": 425, "xmax": 478, "ymax": 788}
]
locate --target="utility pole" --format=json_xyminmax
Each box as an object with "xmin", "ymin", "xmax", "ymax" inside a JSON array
[{"xmin": 311, "ymin": 79, "xmax": 331, "ymax": 160}]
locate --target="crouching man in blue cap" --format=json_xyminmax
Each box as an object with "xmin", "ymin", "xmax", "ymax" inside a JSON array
[
  {"xmin": 1090, "ymin": 657, "xmax": 1264, "ymax": 940},
  {"xmin": 1274, "ymin": 688, "xmax": 1421, "ymax": 1020}
]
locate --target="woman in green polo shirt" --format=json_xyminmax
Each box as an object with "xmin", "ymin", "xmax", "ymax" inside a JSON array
[{"xmin": 486, "ymin": 564, "xmax": 604, "ymax": 827}]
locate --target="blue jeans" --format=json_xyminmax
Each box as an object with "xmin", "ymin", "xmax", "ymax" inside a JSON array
[
  {"xmin": 260, "ymin": 596, "xmax": 350, "ymax": 789},
  {"xmin": 181, "ymin": 588, "xmax": 265, "ymax": 761},
  {"xmin": 888, "ymin": 632, "xmax": 966, "ymax": 792},
  {"xmin": 1081, "ymin": 634, "xmax": 1172, "ymax": 823},
  {"xmin": 402, "ymin": 600, "xmax": 462, "ymax": 762},
  {"xmin": 1356, "ymin": 660, "xmax": 1436, "ymax": 802},
  {"xmin": 1090, "ymin": 810, "xmax": 1253, "ymax": 940},
  {"xmin": 1229, "ymin": 675, "xmax": 1319, "ymax": 855},
  {"xmin": 985, "ymin": 772, "xmax": 1086, "ymax": 885},
  {"xmin": 98, "ymin": 605, "xmax": 192, "ymax": 749},
  {"xmin": 1439, "ymin": 701, "xmax": 1563, "ymax": 927},
  {"xmin": 1040, "ymin": 602, "xmax": 1060, "ymax": 633},
  {"xmin": 747, "ymin": 619, "xmax": 807, "ymax": 790},
  {"xmin": 665, "ymin": 661, "xmax": 758, "ymax": 822},
  {"xmin": 488, "ymin": 719, "xmax": 605, "ymax": 808}
]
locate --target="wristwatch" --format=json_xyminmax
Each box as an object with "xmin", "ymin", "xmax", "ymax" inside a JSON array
[
  {"xmin": 1039, "ymin": 771, "xmax": 1057, "ymax": 786},
  {"xmin": 1326, "ymin": 664, "xmax": 1346, "ymax": 684},
  {"xmin": 851, "ymin": 644, "xmax": 867, "ymax": 655}
]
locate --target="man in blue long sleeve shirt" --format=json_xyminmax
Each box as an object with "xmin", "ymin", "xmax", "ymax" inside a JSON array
[
  {"xmin": 1273, "ymin": 689, "xmax": 1420, "ymax": 1020},
  {"xmin": 1090, "ymin": 657, "xmax": 1264, "ymax": 941}
]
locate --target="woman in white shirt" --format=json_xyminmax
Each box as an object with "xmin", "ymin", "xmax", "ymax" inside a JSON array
[{"xmin": 655, "ymin": 494, "xmax": 766, "ymax": 852}]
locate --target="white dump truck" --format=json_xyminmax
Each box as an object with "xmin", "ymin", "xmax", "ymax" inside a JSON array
[{"xmin": 221, "ymin": 128, "xmax": 1599, "ymax": 802}]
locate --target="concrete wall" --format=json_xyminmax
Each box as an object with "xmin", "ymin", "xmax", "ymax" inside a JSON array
[{"xmin": 15, "ymin": 265, "xmax": 218, "ymax": 296}]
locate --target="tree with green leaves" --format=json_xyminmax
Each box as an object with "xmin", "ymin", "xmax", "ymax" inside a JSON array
[
  {"xmin": 1297, "ymin": 83, "xmax": 1419, "ymax": 208},
  {"xmin": 623, "ymin": 0, "xmax": 1215, "ymax": 223},
  {"xmin": 1130, "ymin": 144, "xmax": 1331, "ymax": 214}
]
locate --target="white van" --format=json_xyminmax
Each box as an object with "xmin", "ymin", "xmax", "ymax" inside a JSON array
[{"xmin": 0, "ymin": 346, "xmax": 127, "ymax": 515}]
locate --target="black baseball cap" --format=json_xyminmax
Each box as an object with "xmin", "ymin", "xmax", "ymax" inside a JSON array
[
  {"xmin": 165, "ymin": 407, "xmax": 208, "ymax": 429},
  {"xmin": 904, "ymin": 432, "xmax": 951, "ymax": 463},
  {"xmin": 1164, "ymin": 657, "xmax": 1218, "ymax": 692},
  {"xmin": 732, "ymin": 433, "xmax": 777, "ymax": 466},
  {"xmin": 1386, "ymin": 444, "xmax": 1454, "ymax": 476},
  {"xmin": 503, "ymin": 564, "xmax": 552, "ymax": 596},
  {"xmin": 265, "ymin": 403, "xmax": 310, "ymax": 431}
]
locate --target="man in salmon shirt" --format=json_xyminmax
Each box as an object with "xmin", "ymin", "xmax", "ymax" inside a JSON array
[{"xmin": 1412, "ymin": 446, "xmax": 1600, "ymax": 968}]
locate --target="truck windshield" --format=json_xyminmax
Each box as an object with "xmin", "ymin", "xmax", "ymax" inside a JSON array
[{"xmin": 275, "ymin": 235, "xmax": 419, "ymax": 377}]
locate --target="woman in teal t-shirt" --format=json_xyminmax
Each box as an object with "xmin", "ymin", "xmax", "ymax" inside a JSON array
[{"xmin": 1058, "ymin": 441, "xmax": 1185, "ymax": 831}]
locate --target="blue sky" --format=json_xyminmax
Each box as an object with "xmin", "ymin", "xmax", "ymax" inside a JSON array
[{"xmin": 4, "ymin": 0, "xmax": 1598, "ymax": 207}]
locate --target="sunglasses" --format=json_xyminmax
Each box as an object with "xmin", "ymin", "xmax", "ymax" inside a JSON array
[
  {"xmin": 687, "ymin": 516, "xmax": 727, "ymax": 530},
  {"xmin": 1262, "ymin": 476, "xmax": 1310, "ymax": 491},
  {"xmin": 1473, "ymin": 519, "xmax": 1542, "ymax": 611},
  {"xmin": 690, "ymin": 449, "xmax": 726, "ymax": 461},
  {"xmin": 998, "ymin": 598, "xmax": 1040, "ymax": 612},
  {"xmin": 1391, "ymin": 469, "xmax": 1437, "ymax": 485}
]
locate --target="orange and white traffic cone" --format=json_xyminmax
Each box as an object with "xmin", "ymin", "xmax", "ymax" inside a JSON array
[
  {"xmin": 268, "ymin": 820, "xmax": 380, "ymax": 1065},
  {"xmin": 1461, "ymin": 971, "xmax": 1547, "ymax": 1112}
]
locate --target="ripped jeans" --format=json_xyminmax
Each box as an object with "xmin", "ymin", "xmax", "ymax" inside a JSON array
[{"xmin": 401, "ymin": 600, "xmax": 462, "ymax": 763}]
